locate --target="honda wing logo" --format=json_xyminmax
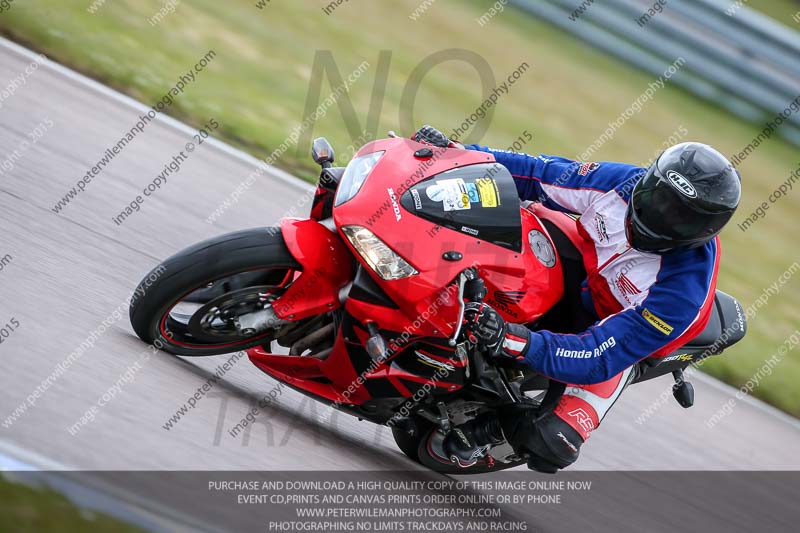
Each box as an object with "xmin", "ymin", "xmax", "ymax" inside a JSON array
[
  {"xmin": 494, "ymin": 290, "xmax": 525, "ymax": 306},
  {"xmin": 615, "ymin": 273, "xmax": 642, "ymax": 304}
]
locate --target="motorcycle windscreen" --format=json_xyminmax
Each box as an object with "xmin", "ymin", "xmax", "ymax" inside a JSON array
[{"xmin": 399, "ymin": 163, "xmax": 522, "ymax": 252}]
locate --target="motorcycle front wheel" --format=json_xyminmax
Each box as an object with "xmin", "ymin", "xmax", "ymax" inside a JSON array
[{"xmin": 129, "ymin": 227, "xmax": 301, "ymax": 356}]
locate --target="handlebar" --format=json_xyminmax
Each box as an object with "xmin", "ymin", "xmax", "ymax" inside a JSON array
[{"xmin": 464, "ymin": 276, "xmax": 487, "ymax": 303}]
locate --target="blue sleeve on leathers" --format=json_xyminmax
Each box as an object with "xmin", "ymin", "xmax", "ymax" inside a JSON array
[{"xmin": 465, "ymin": 145, "xmax": 645, "ymax": 215}]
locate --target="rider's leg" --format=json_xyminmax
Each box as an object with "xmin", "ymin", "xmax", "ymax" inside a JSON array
[
  {"xmin": 442, "ymin": 366, "xmax": 634, "ymax": 470},
  {"xmin": 498, "ymin": 366, "xmax": 635, "ymax": 472}
]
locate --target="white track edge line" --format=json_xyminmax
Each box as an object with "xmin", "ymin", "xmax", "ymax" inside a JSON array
[{"xmin": 0, "ymin": 36, "xmax": 313, "ymax": 193}]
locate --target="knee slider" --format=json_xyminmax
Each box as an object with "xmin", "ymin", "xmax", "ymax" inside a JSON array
[{"xmin": 529, "ymin": 412, "xmax": 583, "ymax": 470}]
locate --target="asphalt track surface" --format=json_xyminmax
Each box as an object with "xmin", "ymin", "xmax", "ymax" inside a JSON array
[{"xmin": 1, "ymin": 38, "xmax": 799, "ymax": 532}]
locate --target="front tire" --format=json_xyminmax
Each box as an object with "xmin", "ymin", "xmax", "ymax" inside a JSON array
[{"xmin": 129, "ymin": 228, "xmax": 300, "ymax": 356}]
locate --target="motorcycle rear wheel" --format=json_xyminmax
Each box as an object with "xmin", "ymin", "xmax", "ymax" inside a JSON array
[{"xmin": 392, "ymin": 415, "xmax": 525, "ymax": 474}]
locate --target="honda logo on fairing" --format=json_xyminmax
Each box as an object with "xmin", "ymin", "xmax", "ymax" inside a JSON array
[
  {"xmin": 666, "ymin": 170, "xmax": 697, "ymax": 198},
  {"xmin": 387, "ymin": 188, "xmax": 402, "ymax": 221}
]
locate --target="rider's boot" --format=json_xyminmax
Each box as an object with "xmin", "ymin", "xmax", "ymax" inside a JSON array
[{"xmin": 441, "ymin": 412, "xmax": 505, "ymax": 468}]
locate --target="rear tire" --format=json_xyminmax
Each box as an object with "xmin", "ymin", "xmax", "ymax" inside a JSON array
[
  {"xmin": 129, "ymin": 228, "xmax": 300, "ymax": 356},
  {"xmin": 391, "ymin": 417, "xmax": 435, "ymax": 464}
]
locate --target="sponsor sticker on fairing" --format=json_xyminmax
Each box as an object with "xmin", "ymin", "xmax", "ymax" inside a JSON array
[
  {"xmin": 464, "ymin": 182, "xmax": 480, "ymax": 203},
  {"xmin": 436, "ymin": 178, "xmax": 471, "ymax": 211},
  {"xmin": 475, "ymin": 177, "xmax": 500, "ymax": 207},
  {"xmin": 410, "ymin": 188, "xmax": 422, "ymax": 210}
]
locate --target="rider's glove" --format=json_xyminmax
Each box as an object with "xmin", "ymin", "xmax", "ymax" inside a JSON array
[
  {"xmin": 463, "ymin": 302, "xmax": 531, "ymax": 363},
  {"xmin": 413, "ymin": 125, "xmax": 462, "ymax": 149}
]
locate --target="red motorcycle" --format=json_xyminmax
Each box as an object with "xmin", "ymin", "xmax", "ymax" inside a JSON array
[{"xmin": 130, "ymin": 134, "xmax": 746, "ymax": 473}]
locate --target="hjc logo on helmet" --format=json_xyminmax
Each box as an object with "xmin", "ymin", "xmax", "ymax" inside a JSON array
[{"xmin": 665, "ymin": 170, "xmax": 697, "ymax": 198}]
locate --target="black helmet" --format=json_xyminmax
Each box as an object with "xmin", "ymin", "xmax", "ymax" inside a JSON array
[{"xmin": 625, "ymin": 142, "xmax": 741, "ymax": 255}]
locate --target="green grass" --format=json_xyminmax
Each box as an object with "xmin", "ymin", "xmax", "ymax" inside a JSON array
[
  {"xmin": 1, "ymin": 0, "xmax": 799, "ymax": 416},
  {"xmin": 747, "ymin": 0, "xmax": 800, "ymax": 25},
  {"xmin": 0, "ymin": 475, "xmax": 146, "ymax": 532}
]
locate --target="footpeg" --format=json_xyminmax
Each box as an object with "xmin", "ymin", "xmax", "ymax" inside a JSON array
[
  {"xmin": 436, "ymin": 402, "xmax": 451, "ymax": 433},
  {"xmin": 672, "ymin": 369, "xmax": 694, "ymax": 408}
]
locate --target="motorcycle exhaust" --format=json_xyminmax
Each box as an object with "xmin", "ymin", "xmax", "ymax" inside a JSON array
[{"xmin": 289, "ymin": 322, "xmax": 335, "ymax": 356}]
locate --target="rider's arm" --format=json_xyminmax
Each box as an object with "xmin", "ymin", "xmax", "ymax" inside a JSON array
[
  {"xmin": 518, "ymin": 240, "xmax": 719, "ymax": 384},
  {"xmin": 464, "ymin": 145, "xmax": 645, "ymax": 215}
]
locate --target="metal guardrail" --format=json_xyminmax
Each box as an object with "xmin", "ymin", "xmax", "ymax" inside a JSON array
[{"xmin": 512, "ymin": 0, "xmax": 800, "ymax": 146}]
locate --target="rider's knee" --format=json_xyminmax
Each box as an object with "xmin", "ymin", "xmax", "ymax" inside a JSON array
[{"xmin": 498, "ymin": 406, "xmax": 584, "ymax": 474}]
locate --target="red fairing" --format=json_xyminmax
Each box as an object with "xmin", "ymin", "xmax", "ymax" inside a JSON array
[
  {"xmin": 272, "ymin": 218, "xmax": 354, "ymax": 321},
  {"xmin": 249, "ymin": 331, "xmax": 372, "ymax": 405},
  {"xmin": 334, "ymin": 138, "xmax": 564, "ymax": 334},
  {"xmin": 249, "ymin": 138, "xmax": 565, "ymax": 410}
]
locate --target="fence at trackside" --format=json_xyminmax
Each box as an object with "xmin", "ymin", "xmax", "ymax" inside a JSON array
[{"xmin": 510, "ymin": 0, "xmax": 800, "ymax": 146}]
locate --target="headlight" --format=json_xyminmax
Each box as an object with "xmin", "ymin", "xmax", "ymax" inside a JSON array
[
  {"xmin": 334, "ymin": 151, "xmax": 384, "ymax": 206},
  {"xmin": 341, "ymin": 225, "xmax": 418, "ymax": 280}
]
